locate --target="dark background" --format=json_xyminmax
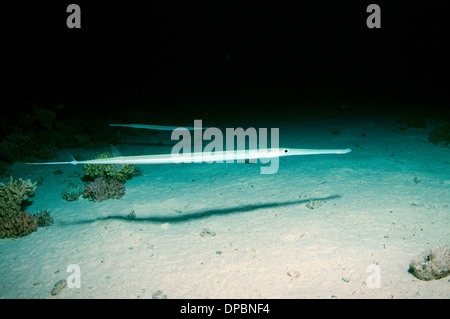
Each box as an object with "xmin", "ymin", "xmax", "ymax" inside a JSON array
[{"xmin": 4, "ymin": 0, "xmax": 449, "ymax": 125}]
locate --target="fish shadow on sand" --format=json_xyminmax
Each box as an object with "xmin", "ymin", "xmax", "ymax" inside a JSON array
[{"xmin": 62, "ymin": 195, "xmax": 341, "ymax": 226}]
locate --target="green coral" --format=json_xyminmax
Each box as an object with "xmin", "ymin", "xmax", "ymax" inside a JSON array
[
  {"xmin": 82, "ymin": 152, "xmax": 116, "ymax": 180},
  {"xmin": 116, "ymin": 164, "xmax": 142, "ymax": 183},
  {"xmin": 0, "ymin": 177, "xmax": 36, "ymax": 219},
  {"xmin": 82, "ymin": 152, "xmax": 141, "ymax": 183}
]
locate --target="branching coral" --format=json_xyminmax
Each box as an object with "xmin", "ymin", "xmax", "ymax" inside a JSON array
[
  {"xmin": 0, "ymin": 177, "xmax": 36, "ymax": 218},
  {"xmin": 82, "ymin": 177, "xmax": 126, "ymax": 202},
  {"xmin": 0, "ymin": 177, "xmax": 53, "ymax": 239}
]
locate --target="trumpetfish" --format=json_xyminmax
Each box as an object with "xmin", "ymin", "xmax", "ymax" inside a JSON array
[
  {"xmin": 26, "ymin": 148, "xmax": 351, "ymax": 165},
  {"xmin": 26, "ymin": 123, "xmax": 352, "ymax": 165}
]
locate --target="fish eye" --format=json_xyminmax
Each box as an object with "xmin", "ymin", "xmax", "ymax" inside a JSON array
[{"xmin": 284, "ymin": 149, "xmax": 289, "ymax": 153}]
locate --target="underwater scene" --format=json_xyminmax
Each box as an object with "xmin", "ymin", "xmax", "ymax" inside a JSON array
[{"xmin": 1, "ymin": 1, "xmax": 448, "ymax": 301}]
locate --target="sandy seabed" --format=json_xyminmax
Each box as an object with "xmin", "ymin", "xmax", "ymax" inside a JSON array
[{"xmin": 1, "ymin": 115, "xmax": 449, "ymax": 299}]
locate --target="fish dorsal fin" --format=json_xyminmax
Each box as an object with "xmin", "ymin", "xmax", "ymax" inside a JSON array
[
  {"xmin": 67, "ymin": 153, "xmax": 76, "ymax": 162},
  {"xmin": 110, "ymin": 145, "xmax": 122, "ymax": 157}
]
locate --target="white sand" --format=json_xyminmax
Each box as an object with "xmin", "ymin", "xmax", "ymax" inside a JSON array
[{"xmin": 1, "ymin": 115, "xmax": 449, "ymax": 299}]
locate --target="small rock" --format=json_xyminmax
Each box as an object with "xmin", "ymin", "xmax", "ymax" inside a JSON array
[
  {"xmin": 51, "ymin": 279, "xmax": 67, "ymax": 296},
  {"xmin": 409, "ymin": 246, "xmax": 450, "ymax": 280},
  {"xmin": 287, "ymin": 270, "xmax": 300, "ymax": 279},
  {"xmin": 152, "ymin": 290, "xmax": 167, "ymax": 299},
  {"xmin": 200, "ymin": 228, "xmax": 216, "ymax": 237},
  {"xmin": 306, "ymin": 200, "xmax": 321, "ymax": 210}
]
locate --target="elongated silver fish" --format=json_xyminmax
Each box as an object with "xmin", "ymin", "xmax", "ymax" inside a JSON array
[{"xmin": 26, "ymin": 148, "xmax": 351, "ymax": 165}]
